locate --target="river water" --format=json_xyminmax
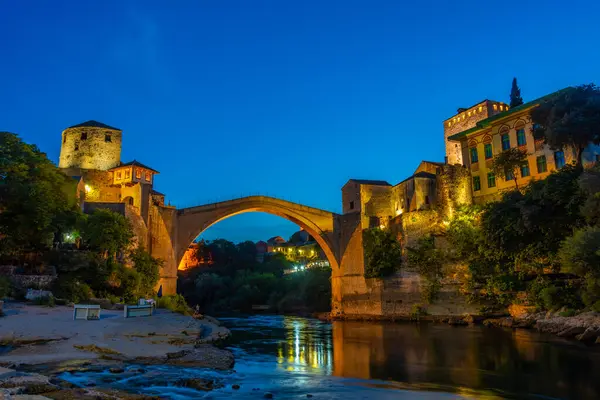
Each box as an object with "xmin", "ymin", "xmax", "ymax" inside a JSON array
[{"xmin": 61, "ymin": 315, "xmax": 600, "ymax": 399}]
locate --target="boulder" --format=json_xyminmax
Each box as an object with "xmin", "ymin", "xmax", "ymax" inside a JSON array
[
  {"xmin": 483, "ymin": 318, "xmax": 514, "ymax": 328},
  {"xmin": 556, "ymin": 326, "xmax": 587, "ymax": 338},
  {"xmin": 576, "ymin": 327, "xmax": 600, "ymax": 342},
  {"xmin": 447, "ymin": 317, "xmax": 467, "ymax": 326},
  {"xmin": 177, "ymin": 378, "xmax": 221, "ymax": 391},
  {"xmin": 166, "ymin": 345, "xmax": 234, "ymax": 370}
]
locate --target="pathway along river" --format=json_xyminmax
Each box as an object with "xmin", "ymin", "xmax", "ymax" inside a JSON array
[{"xmin": 63, "ymin": 315, "xmax": 600, "ymax": 399}]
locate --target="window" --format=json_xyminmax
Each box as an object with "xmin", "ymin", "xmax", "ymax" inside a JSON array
[
  {"xmin": 473, "ymin": 176, "xmax": 481, "ymax": 191},
  {"xmin": 484, "ymin": 143, "xmax": 493, "ymax": 159},
  {"xmin": 105, "ymin": 134, "xmax": 111, "ymax": 142},
  {"xmin": 470, "ymin": 147, "xmax": 479, "ymax": 163},
  {"xmin": 81, "ymin": 132, "xmax": 87, "ymax": 140},
  {"xmin": 424, "ymin": 195, "xmax": 430, "ymax": 205},
  {"xmin": 369, "ymin": 216, "xmax": 380, "ymax": 228},
  {"xmin": 487, "ymin": 172, "xmax": 496, "ymax": 188},
  {"xmin": 63, "ymin": 134, "xmax": 66, "ymax": 144},
  {"xmin": 554, "ymin": 151, "xmax": 565, "ymax": 168},
  {"xmin": 505, "ymin": 169, "xmax": 514, "ymax": 181},
  {"xmin": 135, "ymin": 169, "xmax": 141, "ymax": 179},
  {"xmin": 145, "ymin": 172, "xmax": 151, "ymax": 181},
  {"xmin": 520, "ymin": 161, "xmax": 530, "ymax": 177},
  {"xmin": 517, "ymin": 128, "xmax": 526, "ymax": 146},
  {"xmin": 501, "ymin": 133, "xmax": 510, "ymax": 150},
  {"xmin": 125, "ymin": 169, "xmax": 131, "ymax": 179},
  {"xmin": 537, "ymin": 156, "xmax": 547, "ymax": 173},
  {"xmin": 74, "ymin": 142, "xmax": 79, "ymax": 151},
  {"xmin": 349, "ymin": 201, "xmax": 354, "ymax": 210},
  {"xmin": 116, "ymin": 171, "xmax": 122, "ymax": 180}
]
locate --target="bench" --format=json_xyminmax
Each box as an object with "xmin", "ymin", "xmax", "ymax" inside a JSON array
[
  {"xmin": 124, "ymin": 304, "xmax": 153, "ymax": 318},
  {"xmin": 73, "ymin": 304, "xmax": 101, "ymax": 320}
]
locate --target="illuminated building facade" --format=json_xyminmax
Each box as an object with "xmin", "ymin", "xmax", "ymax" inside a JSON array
[
  {"xmin": 58, "ymin": 120, "xmax": 177, "ymax": 293},
  {"xmin": 446, "ymin": 88, "xmax": 600, "ymax": 203}
]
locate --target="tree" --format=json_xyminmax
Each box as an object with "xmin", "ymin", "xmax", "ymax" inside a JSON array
[
  {"xmin": 510, "ymin": 77, "xmax": 524, "ymax": 108},
  {"xmin": 131, "ymin": 247, "xmax": 162, "ymax": 296},
  {"xmin": 407, "ymin": 236, "xmax": 444, "ymax": 303},
  {"xmin": 531, "ymin": 84, "xmax": 600, "ymax": 168},
  {"xmin": 80, "ymin": 209, "xmax": 133, "ymax": 259},
  {"xmin": 559, "ymin": 226, "xmax": 600, "ymax": 278},
  {"xmin": 0, "ymin": 132, "xmax": 81, "ymax": 260},
  {"xmin": 362, "ymin": 228, "xmax": 402, "ymax": 278},
  {"xmin": 492, "ymin": 148, "xmax": 528, "ymax": 190}
]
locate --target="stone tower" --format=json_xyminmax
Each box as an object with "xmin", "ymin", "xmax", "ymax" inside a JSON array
[
  {"xmin": 58, "ymin": 120, "xmax": 122, "ymax": 171},
  {"xmin": 443, "ymin": 100, "xmax": 508, "ymax": 165}
]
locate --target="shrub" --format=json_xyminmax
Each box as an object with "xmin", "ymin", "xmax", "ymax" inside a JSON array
[
  {"xmin": 410, "ymin": 304, "xmax": 427, "ymax": 321},
  {"xmin": 407, "ymin": 236, "xmax": 444, "ymax": 303},
  {"xmin": 559, "ymin": 309, "xmax": 577, "ymax": 317},
  {"xmin": 0, "ymin": 276, "xmax": 10, "ymax": 299},
  {"xmin": 52, "ymin": 277, "xmax": 93, "ymax": 303},
  {"xmin": 363, "ymin": 228, "xmax": 402, "ymax": 278},
  {"xmin": 130, "ymin": 248, "xmax": 161, "ymax": 297},
  {"xmin": 157, "ymin": 294, "xmax": 190, "ymax": 315},
  {"xmin": 559, "ymin": 226, "xmax": 600, "ymax": 277},
  {"xmin": 32, "ymin": 295, "xmax": 55, "ymax": 307}
]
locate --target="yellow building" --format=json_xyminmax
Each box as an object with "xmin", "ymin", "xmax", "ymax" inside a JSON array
[{"xmin": 447, "ymin": 89, "xmax": 600, "ymax": 203}]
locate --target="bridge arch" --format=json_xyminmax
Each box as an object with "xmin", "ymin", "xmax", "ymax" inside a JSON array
[{"xmin": 175, "ymin": 196, "xmax": 340, "ymax": 272}]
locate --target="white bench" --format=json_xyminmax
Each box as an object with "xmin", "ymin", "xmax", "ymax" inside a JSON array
[
  {"xmin": 73, "ymin": 304, "xmax": 101, "ymax": 320},
  {"xmin": 124, "ymin": 304, "xmax": 153, "ymax": 318}
]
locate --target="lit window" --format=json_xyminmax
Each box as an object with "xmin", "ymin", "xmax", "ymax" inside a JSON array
[
  {"xmin": 125, "ymin": 169, "xmax": 131, "ymax": 179},
  {"xmin": 116, "ymin": 171, "xmax": 122, "ymax": 180},
  {"xmin": 145, "ymin": 172, "xmax": 151, "ymax": 181},
  {"xmin": 81, "ymin": 132, "xmax": 87, "ymax": 140},
  {"xmin": 487, "ymin": 172, "xmax": 496, "ymax": 188},
  {"xmin": 493, "ymin": 104, "xmax": 498, "ymax": 110},
  {"xmin": 516, "ymin": 128, "xmax": 526, "ymax": 146},
  {"xmin": 484, "ymin": 143, "xmax": 493, "ymax": 159},
  {"xmin": 135, "ymin": 169, "xmax": 141, "ymax": 179},
  {"xmin": 478, "ymin": 106, "xmax": 483, "ymax": 112},
  {"xmin": 468, "ymin": 111, "xmax": 471, "ymax": 116},
  {"xmin": 473, "ymin": 176, "xmax": 481, "ymax": 191},
  {"xmin": 521, "ymin": 161, "xmax": 530, "ymax": 177},
  {"xmin": 500, "ymin": 105, "xmax": 504, "ymax": 111},
  {"xmin": 501, "ymin": 133, "xmax": 510, "ymax": 150},
  {"xmin": 105, "ymin": 134, "xmax": 111, "ymax": 142},
  {"xmin": 554, "ymin": 151, "xmax": 565, "ymax": 168},
  {"xmin": 470, "ymin": 147, "xmax": 478, "ymax": 163}
]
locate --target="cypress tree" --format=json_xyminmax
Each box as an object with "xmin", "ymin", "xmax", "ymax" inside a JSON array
[{"xmin": 510, "ymin": 77, "xmax": 524, "ymax": 107}]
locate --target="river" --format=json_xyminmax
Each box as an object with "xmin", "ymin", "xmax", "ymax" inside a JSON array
[{"xmin": 61, "ymin": 314, "xmax": 600, "ymax": 399}]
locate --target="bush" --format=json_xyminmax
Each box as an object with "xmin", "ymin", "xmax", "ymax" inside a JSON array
[
  {"xmin": 407, "ymin": 236, "xmax": 444, "ymax": 303},
  {"xmin": 52, "ymin": 277, "xmax": 93, "ymax": 303},
  {"xmin": 559, "ymin": 226, "xmax": 600, "ymax": 277},
  {"xmin": 157, "ymin": 294, "xmax": 190, "ymax": 315},
  {"xmin": 0, "ymin": 276, "xmax": 10, "ymax": 299},
  {"xmin": 410, "ymin": 304, "xmax": 427, "ymax": 321},
  {"xmin": 130, "ymin": 248, "xmax": 161, "ymax": 297},
  {"xmin": 32, "ymin": 295, "xmax": 55, "ymax": 307},
  {"xmin": 363, "ymin": 228, "xmax": 402, "ymax": 278}
]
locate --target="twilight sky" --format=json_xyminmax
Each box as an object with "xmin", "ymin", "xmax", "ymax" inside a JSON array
[{"xmin": 1, "ymin": 0, "xmax": 599, "ymax": 243}]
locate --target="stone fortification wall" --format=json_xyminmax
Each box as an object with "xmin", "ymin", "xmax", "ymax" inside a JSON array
[{"xmin": 59, "ymin": 126, "xmax": 122, "ymax": 171}]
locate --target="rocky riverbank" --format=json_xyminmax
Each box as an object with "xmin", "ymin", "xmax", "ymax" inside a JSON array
[
  {"xmin": 0, "ymin": 303, "xmax": 235, "ymax": 399},
  {"xmin": 325, "ymin": 309, "xmax": 600, "ymax": 344}
]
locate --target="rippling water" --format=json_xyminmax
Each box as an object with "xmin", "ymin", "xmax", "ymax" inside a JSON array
[{"xmin": 60, "ymin": 315, "xmax": 600, "ymax": 399}]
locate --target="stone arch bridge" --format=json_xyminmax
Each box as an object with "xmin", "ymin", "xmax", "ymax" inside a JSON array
[{"xmin": 155, "ymin": 195, "xmax": 365, "ymax": 315}]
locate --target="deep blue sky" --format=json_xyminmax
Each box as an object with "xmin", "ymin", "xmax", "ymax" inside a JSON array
[{"xmin": 1, "ymin": 1, "xmax": 599, "ymax": 243}]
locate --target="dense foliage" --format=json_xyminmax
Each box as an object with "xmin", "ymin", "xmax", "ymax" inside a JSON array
[
  {"xmin": 80, "ymin": 209, "xmax": 134, "ymax": 260},
  {"xmin": 362, "ymin": 228, "xmax": 402, "ymax": 278},
  {"xmin": 441, "ymin": 163, "xmax": 600, "ymax": 312},
  {"xmin": 531, "ymin": 84, "xmax": 600, "ymax": 167},
  {"xmin": 0, "ymin": 132, "xmax": 82, "ymax": 261},
  {"xmin": 179, "ymin": 239, "xmax": 331, "ymax": 314},
  {"xmin": 407, "ymin": 236, "xmax": 443, "ymax": 303}
]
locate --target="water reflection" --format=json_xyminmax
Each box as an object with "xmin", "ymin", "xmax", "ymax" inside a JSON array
[
  {"xmin": 222, "ymin": 315, "xmax": 600, "ymax": 399},
  {"xmin": 276, "ymin": 318, "xmax": 333, "ymax": 374}
]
